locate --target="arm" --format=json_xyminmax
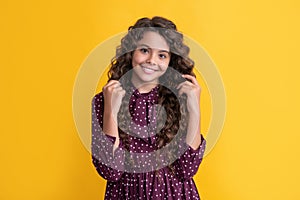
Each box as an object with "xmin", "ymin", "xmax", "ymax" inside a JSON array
[
  {"xmin": 186, "ymin": 110, "xmax": 202, "ymax": 150},
  {"xmin": 172, "ymin": 134, "xmax": 206, "ymax": 180},
  {"xmin": 102, "ymin": 80, "xmax": 125, "ymax": 156},
  {"xmin": 91, "ymin": 93, "xmax": 125, "ymax": 182},
  {"xmin": 174, "ymin": 74, "xmax": 206, "ymax": 180},
  {"xmin": 177, "ymin": 74, "xmax": 202, "ymax": 150}
]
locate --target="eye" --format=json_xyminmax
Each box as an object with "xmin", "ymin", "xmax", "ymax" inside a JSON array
[
  {"xmin": 159, "ymin": 53, "xmax": 168, "ymax": 59},
  {"xmin": 139, "ymin": 48, "xmax": 149, "ymax": 54}
]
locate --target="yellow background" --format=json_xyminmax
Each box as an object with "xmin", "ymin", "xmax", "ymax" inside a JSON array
[{"xmin": 1, "ymin": 0, "xmax": 299, "ymax": 199}]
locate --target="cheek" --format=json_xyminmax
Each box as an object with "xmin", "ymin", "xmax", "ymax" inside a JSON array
[
  {"xmin": 132, "ymin": 51, "xmax": 145, "ymax": 66},
  {"xmin": 160, "ymin": 59, "xmax": 170, "ymax": 70}
]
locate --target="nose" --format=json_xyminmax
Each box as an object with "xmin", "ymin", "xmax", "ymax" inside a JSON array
[{"xmin": 146, "ymin": 52, "xmax": 156, "ymax": 65}]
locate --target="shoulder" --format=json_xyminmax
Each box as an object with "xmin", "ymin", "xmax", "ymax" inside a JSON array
[
  {"xmin": 92, "ymin": 92, "xmax": 104, "ymax": 103},
  {"xmin": 92, "ymin": 92, "xmax": 105, "ymax": 111},
  {"xmin": 92, "ymin": 92, "xmax": 105, "ymax": 116}
]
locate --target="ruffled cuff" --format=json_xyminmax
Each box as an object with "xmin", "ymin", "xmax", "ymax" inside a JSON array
[
  {"xmin": 172, "ymin": 134, "xmax": 206, "ymax": 180},
  {"xmin": 104, "ymin": 133, "xmax": 124, "ymax": 151},
  {"xmin": 187, "ymin": 134, "xmax": 206, "ymax": 154}
]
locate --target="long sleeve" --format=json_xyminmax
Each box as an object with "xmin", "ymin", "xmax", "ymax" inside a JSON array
[
  {"xmin": 172, "ymin": 134, "xmax": 206, "ymax": 181},
  {"xmin": 91, "ymin": 93, "xmax": 125, "ymax": 182}
]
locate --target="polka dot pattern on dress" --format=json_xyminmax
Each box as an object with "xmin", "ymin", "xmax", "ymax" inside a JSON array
[{"xmin": 91, "ymin": 85, "xmax": 206, "ymax": 200}]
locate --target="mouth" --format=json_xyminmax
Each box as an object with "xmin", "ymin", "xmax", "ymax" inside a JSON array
[{"xmin": 141, "ymin": 65, "xmax": 158, "ymax": 74}]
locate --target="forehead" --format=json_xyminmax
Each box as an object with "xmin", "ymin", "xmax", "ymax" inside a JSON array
[{"xmin": 137, "ymin": 31, "xmax": 170, "ymax": 51}]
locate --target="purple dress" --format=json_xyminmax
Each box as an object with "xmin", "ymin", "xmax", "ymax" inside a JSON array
[{"xmin": 91, "ymin": 85, "xmax": 206, "ymax": 200}]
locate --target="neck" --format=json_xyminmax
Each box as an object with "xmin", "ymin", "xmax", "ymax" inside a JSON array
[
  {"xmin": 131, "ymin": 79, "xmax": 158, "ymax": 94},
  {"xmin": 136, "ymin": 83, "xmax": 158, "ymax": 93}
]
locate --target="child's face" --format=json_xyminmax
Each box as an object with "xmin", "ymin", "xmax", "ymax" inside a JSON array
[{"xmin": 131, "ymin": 31, "xmax": 171, "ymax": 88}]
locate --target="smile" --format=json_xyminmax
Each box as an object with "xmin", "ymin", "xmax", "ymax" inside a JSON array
[{"xmin": 141, "ymin": 66, "xmax": 158, "ymax": 74}]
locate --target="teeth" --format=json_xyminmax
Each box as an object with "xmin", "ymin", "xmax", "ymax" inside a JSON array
[{"xmin": 143, "ymin": 67, "xmax": 155, "ymax": 73}]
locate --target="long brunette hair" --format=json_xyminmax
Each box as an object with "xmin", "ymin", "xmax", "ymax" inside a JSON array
[{"xmin": 108, "ymin": 16, "xmax": 195, "ymax": 174}]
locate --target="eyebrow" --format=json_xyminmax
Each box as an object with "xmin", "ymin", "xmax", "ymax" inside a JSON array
[{"xmin": 137, "ymin": 44, "xmax": 170, "ymax": 54}]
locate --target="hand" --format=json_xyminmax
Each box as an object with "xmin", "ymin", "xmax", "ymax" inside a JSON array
[
  {"xmin": 102, "ymin": 80, "xmax": 126, "ymax": 121},
  {"xmin": 176, "ymin": 74, "xmax": 201, "ymax": 114},
  {"xmin": 177, "ymin": 74, "xmax": 202, "ymax": 149}
]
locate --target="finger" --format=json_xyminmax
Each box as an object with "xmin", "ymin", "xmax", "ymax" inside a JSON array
[
  {"xmin": 106, "ymin": 80, "xmax": 120, "ymax": 87},
  {"xmin": 120, "ymin": 89, "xmax": 126, "ymax": 97},
  {"xmin": 176, "ymin": 80, "xmax": 193, "ymax": 90},
  {"xmin": 103, "ymin": 81, "xmax": 121, "ymax": 90},
  {"xmin": 114, "ymin": 89, "xmax": 126, "ymax": 99},
  {"xmin": 177, "ymin": 84, "xmax": 190, "ymax": 96},
  {"xmin": 176, "ymin": 82, "xmax": 183, "ymax": 90},
  {"xmin": 113, "ymin": 86, "xmax": 125, "ymax": 93},
  {"xmin": 182, "ymin": 74, "xmax": 199, "ymax": 86}
]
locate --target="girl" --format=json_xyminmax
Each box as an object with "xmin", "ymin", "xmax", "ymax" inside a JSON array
[{"xmin": 91, "ymin": 16, "xmax": 206, "ymax": 200}]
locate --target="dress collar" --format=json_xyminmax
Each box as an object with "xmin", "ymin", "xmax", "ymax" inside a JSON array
[{"xmin": 130, "ymin": 84, "xmax": 159, "ymax": 103}]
